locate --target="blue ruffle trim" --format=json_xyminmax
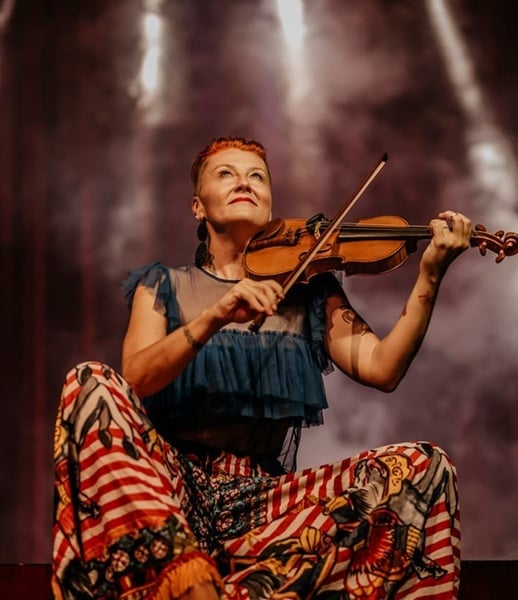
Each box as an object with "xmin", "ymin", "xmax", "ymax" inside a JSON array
[
  {"xmin": 121, "ymin": 263, "xmax": 347, "ymax": 425},
  {"xmin": 145, "ymin": 328, "xmax": 328, "ymax": 426}
]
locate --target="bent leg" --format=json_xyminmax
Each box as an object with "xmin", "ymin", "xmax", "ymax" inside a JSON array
[
  {"xmin": 222, "ymin": 441, "xmax": 460, "ymax": 600},
  {"xmin": 52, "ymin": 361, "xmax": 221, "ymax": 599}
]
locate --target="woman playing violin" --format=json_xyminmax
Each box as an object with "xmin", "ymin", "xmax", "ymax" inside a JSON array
[{"xmin": 52, "ymin": 136, "xmax": 470, "ymax": 600}]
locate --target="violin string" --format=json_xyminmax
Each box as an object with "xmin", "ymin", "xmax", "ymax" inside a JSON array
[{"xmin": 298, "ymin": 222, "xmax": 431, "ymax": 238}]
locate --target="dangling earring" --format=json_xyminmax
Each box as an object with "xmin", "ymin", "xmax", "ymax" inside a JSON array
[{"xmin": 195, "ymin": 218, "xmax": 208, "ymax": 268}]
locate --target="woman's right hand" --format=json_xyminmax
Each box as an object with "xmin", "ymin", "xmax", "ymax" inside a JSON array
[
  {"xmin": 209, "ymin": 278, "xmax": 285, "ymax": 325},
  {"xmin": 122, "ymin": 277, "xmax": 284, "ymax": 397}
]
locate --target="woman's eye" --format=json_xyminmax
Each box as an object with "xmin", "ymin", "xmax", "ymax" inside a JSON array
[
  {"xmin": 219, "ymin": 169, "xmax": 232, "ymax": 177},
  {"xmin": 250, "ymin": 172, "xmax": 264, "ymax": 180}
]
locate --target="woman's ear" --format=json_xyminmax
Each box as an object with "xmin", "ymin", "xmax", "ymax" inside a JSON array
[{"xmin": 192, "ymin": 195, "xmax": 203, "ymax": 220}]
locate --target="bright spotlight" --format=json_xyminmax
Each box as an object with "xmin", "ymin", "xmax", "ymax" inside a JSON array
[{"xmin": 276, "ymin": 0, "xmax": 305, "ymax": 51}]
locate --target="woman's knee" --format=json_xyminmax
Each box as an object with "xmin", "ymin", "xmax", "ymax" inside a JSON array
[
  {"xmin": 60, "ymin": 361, "xmax": 138, "ymax": 426},
  {"xmin": 61, "ymin": 362, "xmax": 133, "ymax": 404},
  {"xmin": 65, "ymin": 361, "xmax": 121, "ymax": 387},
  {"xmin": 364, "ymin": 441, "xmax": 458, "ymax": 501},
  {"xmin": 414, "ymin": 441, "xmax": 457, "ymax": 475},
  {"xmin": 402, "ymin": 441, "xmax": 459, "ymax": 515}
]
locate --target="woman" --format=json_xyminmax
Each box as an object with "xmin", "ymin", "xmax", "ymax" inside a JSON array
[{"xmin": 53, "ymin": 137, "xmax": 469, "ymax": 599}]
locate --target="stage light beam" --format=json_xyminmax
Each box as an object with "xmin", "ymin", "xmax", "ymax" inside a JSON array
[
  {"xmin": 426, "ymin": 0, "xmax": 517, "ymax": 215},
  {"xmin": 276, "ymin": 0, "xmax": 305, "ymax": 52},
  {"xmin": 140, "ymin": 11, "xmax": 163, "ymax": 94}
]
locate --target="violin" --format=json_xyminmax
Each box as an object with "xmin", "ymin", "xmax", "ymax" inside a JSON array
[
  {"xmin": 244, "ymin": 213, "xmax": 518, "ymax": 284},
  {"xmin": 245, "ymin": 154, "xmax": 518, "ymax": 331}
]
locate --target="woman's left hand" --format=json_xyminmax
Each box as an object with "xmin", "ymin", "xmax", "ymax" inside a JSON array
[{"xmin": 420, "ymin": 210, "xmax": 471, "ymax": 280}]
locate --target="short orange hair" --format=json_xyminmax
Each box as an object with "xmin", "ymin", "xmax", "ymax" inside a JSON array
[{"xmin": 190, "ymin": 136, "xmax": 271, "ymax": 192}]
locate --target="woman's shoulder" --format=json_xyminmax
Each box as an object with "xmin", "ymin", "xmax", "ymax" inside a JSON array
[{"xmin": 121, "ymin": 262, "xmax": 197, "ymax": 306}]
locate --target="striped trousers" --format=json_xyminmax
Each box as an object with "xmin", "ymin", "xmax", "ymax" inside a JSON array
[{"xmin": 52, "ymin": 362, "xmax": 460, "ymax": 599}]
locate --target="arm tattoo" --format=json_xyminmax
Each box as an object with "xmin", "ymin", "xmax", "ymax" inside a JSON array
[
  {"xmin": 339, "ymin": 304, "xmax": 371, "ymax": 336},
  {"xmin": 183, "ymin": 325, "xmax": 204, "ymax": 351},
  {"xmin": 418, "ymin": 292, "xmax": 433, "ymax": 306}
]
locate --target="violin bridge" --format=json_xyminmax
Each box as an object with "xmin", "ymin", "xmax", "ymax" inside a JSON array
[{"xmin": 306, "ymin": 212, "xmax": 326, "ymax": 241}]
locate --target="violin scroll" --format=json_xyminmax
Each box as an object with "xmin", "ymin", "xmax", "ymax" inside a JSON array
[{"xmin": 472, "ymin": 224, "xmax": 518, "ymax": 263}]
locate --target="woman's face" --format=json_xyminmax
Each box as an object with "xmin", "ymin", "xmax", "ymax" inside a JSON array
[{"xmin": 192, "ymin": 148, "xmax": 272, "ymax": 237}]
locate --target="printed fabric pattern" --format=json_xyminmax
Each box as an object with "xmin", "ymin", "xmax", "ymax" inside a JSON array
[{"xmin": 53, "ymin": 362, "xmax": 461, "ymax": 599}]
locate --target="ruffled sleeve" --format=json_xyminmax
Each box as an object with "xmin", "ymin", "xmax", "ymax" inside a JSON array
[
  {"xmin": 304, "ymin": 271, "xmax": 348, "ymax": 374},
  {"xmin": 121, "ymin": 262, "xmax": 181, "ymax": 332},
  {"xmin": 120, "ymin": 263, "xmax": 347, "ymax": 428}
]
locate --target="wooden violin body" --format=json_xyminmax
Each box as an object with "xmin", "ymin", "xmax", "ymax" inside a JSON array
[{"xmin": 244, "ymin": 214, "xmax": 518, "ymax": 284}]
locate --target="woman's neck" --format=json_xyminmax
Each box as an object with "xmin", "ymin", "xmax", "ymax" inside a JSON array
[{"xmin": 205, "ymin": 238, "xmax": 247, "ymax": 280}]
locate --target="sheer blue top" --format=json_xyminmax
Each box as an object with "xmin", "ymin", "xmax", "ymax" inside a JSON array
[{"xmin": 122, "ymin": 263, "xmax": 345, "ymax": 430}]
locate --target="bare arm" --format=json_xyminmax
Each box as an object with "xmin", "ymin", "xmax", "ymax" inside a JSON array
[
  {"xmin": 121, "ymin": 277, "xmax": 284, "ymax": 397},
  {"xmin": 325, "ymin": 211, "xmax": 471, "ymax": 392}
]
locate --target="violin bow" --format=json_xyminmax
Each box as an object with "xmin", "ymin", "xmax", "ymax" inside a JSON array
[{"xmin": 249, "ymin": 153, "xmax": 388, "ymax": 332}]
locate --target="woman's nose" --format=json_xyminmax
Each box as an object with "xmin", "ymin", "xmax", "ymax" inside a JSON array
[{"xmin": 234, "ymin": 175, "xmax": 252, "ymax": 191}]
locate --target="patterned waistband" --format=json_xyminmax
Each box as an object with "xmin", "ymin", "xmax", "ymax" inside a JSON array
[{"xmin": 171, "ymin": 439, "xmax": 287, "ymax": 476}]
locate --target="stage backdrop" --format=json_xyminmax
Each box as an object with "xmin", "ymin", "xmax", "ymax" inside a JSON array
[{"xmin": 0, "ymin": 0, "xmax": 516, "ymax": 563}]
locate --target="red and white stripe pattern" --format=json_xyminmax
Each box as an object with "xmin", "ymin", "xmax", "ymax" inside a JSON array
[
  {"xmin": 222, "ymin": 442, "xmax": 460, "ymax": 599},
  {"xmin": 52, "ymin": 362, "xmax": 204, "ymax": 599},
  {"xmin": 53, "ymin": 363, "xmax": 460, "ymax": 599}
]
